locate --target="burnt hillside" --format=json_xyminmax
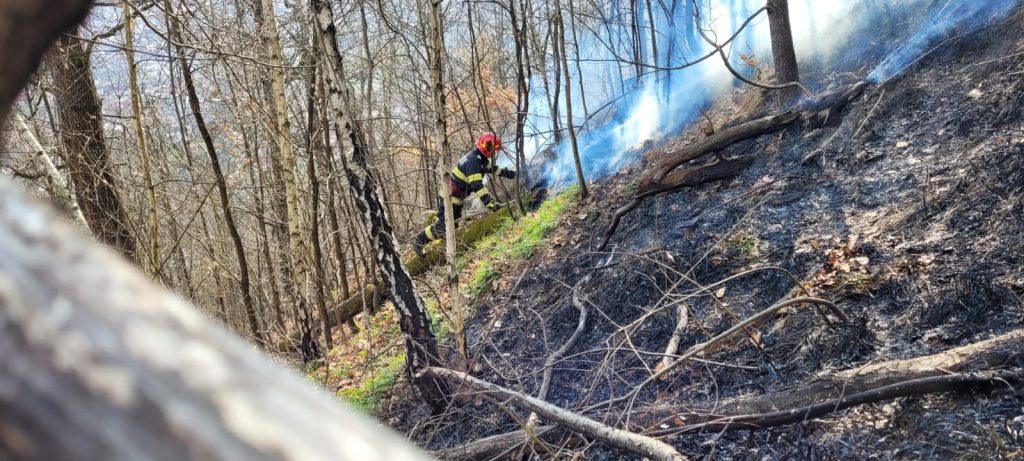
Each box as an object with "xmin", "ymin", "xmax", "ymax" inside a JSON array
[{"xmin": 384, "ymin": 6, "xmax": 1024, "ymax": 460}]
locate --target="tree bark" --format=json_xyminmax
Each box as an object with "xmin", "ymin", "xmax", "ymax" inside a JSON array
[
  {"xmin": 11, "ymin": 111, "xmax": 88, "ymax": 227},
  {"xmin": 162, "ymin": 0, "xmax": 265, "ymax": 347},
  {"xmin": 425, "ymin": 0, "xmax": 466, "ymax": 364},
  {"xmin": 258, "ymin": 0, "xmax": 317, "ymax": 359},
  {"xmin": 47, "ymin": 32, "xmax": 138, "ymax": 262},
  {"xmin": 0, "ymin": 177, "xmax": 433, "ymax": 461},
  {"xmin": 552, "ymin": 0, "xmax": 589, "ymax": 198},
  {"xmin": 312, "ymin": 0, "xmax": 449, "ymax": 412},
  {"xmin": 123, "ymin": 0, "xmax": 161, "ymax": 280},
  {"xmin": 767, "ymin": 0, "xmax": 800, "ymax": 101}
]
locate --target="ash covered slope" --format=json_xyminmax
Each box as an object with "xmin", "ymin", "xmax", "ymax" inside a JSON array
[{"xmin": 386, "ymin": 6, "xmax": 1024, "ymax": 460}]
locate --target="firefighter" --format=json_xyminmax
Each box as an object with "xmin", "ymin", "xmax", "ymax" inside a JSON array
[{"xmin": 413, "ymin": 132, "xmax": 517, "ymax": 257}]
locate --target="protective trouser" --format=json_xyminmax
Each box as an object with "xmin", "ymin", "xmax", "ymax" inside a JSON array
[{"xmin": 413, "ymin": 196, "xmax": 463, "ymax": 254}]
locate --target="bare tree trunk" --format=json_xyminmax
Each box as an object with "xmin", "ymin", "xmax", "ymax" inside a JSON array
[
  {"xmin": 553, "ymin": 0, "xmax": 588, "ymax": 198},
  {"xmin": 466, "ymin": 2, "xmax": 492, "ymax": 131},
  {"xmin": 47, "ymin": 32, "xmax": 138, "ymax": 261},
  {"xmin": 510, "ymin": 0, "xmax": 531, "ymax": 213},
  {"xmin": 123, "ymin": 0, "xmax": 161, "ymax": 280},
  {"xmin": 313, "ymin": 0, "xmax": 449, "ymax": 412},
  {"xmin": 11, "ymin": 111, "xmax": 87, "ymax": 226},
  {"xmin": 767, "ymin": 0, "xmax": 800, "ymax": 101},
  {"xmin": 425, "ymin": 0, "xmax": 466, "ymax": 363},
  {"xmin": 258, "ymin": 0, "xmax": 318, "ymax": 359},
  {"xmin": 163, "ymin": 0, "xmax": 265, "ymax": 347},
  {"xmin": 305, "ymin": 54, "xmax": 333, "ymax": 351}
]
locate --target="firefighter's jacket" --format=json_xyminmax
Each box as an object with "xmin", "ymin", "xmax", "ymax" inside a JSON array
[{"xmin": 449, "ymin": 148, "xmax": 515, "ymax": 206}]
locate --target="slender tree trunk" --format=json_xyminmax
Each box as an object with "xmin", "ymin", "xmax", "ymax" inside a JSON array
[
  {"xmin": 47, "ymin": 32, "xmax": 137, "ymax": 261},
  {"xmin": 163, "ymin": 0, "xmax": 265, "ymax": 347},
  {"xmin": 630, "ymin": 0, "xmax": 643, "ymax": 77},
  {"xmin": 313, "ymin": 0, "xmax": 449, "ymax": 412},
  {"xmin": 123, "ymin": 0, "xmax": 161, "ymax": 280},
  {"xmin": 645, "ymin": 0, "xmax": 658, "ymax": 71},
  {"xmin": 12, "ymin": 111, "xmax": 87, "ymax": 226},
  {"xmin": 767, "ymin": 0, "xmax": 800, "ymax": 101},
  {"xmin": 509, "ymin": 0, "xmax": 530, "ymax": 212},
  {"xmin": 258, "ymin": 0, "xmax": 318, "ymax": 360},
  {"xmin": 466, "ymin": 2, "xmax": 492, "ymax": 131},
  {"xmin": 425, "ymin": 0, "xmax": 466, "ymax": 363},
  {"xmin": 553, "ymin": 0, "xmax": 588, "ymax": 198},
  {"xmin": 306, "ymin": 52, "xmax": 333, "ymax": 351},
  {"xmin": 567, "ymin": 0, "xmax": 589, "ymax": 125},
  {"xmin": 548, "ymin": 5, "xmax": 563, "ymax": 145}
]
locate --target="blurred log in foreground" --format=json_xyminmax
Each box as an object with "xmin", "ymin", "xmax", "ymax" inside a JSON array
[
  {"xmin": 0, "ymin": 0, "xmax": 431, "ymax": 458},
  {"xmin": 0, "ymin": 178, "xmax": 433, "ymax": 460}
]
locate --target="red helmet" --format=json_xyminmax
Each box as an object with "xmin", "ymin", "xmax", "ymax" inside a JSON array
[{"xmin": 476, "ymin": 132, "xmax": 502, "ymax": 158}]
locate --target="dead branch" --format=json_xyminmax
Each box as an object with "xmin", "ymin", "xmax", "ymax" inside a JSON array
[
  {"xmin": 641, "ymin": 329, "xmax": 1024, "ymax": 434},
  {"xmin": 647, "ymin": 369, "xmax": 1023, "ymax": 435},
  {"xmin": 587, "ymin": 297, "xmax": 843, "ymax": 417},
  {"xmin": 525, "ymin": 277, "xmax": 590, "ymax": 429},
  {"xmin": 658, "ymin": 303, "xmax": 689, "ymax": 373},
  {"xmin": 597, "ymin": 112, "xmax": 800, "ymax": 251},
  {"xmin": 599, "ymin": 82, "xmax": 872, "ymax": 250},
  {"xmin": 649, "ymin": 112, "xmax": 801, "ymax": 184},
  {"xmin": 423, "ymin": 367, "xmax": 688, "ymax": 461},
  {"xmin": 433, "ymin": 426, "xmax": 561, "ymax": 461}
]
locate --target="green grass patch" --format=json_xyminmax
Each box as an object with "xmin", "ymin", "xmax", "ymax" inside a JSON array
[
  {"xmin": 338, "ymin": 353, "xmax": 406, "ymax": 413},
  {"xmin": 465, "ymin": 185, "xmax": 579, "ymax": 297}
]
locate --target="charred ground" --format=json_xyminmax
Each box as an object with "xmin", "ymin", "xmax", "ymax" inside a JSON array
[{"xmin": 381, "ymin": 8, "xmax": 1024, "ymax": 460}]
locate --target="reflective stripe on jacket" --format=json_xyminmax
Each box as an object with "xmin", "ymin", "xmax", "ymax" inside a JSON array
[{"xmin": 450, "ymin": 148, "xmax": 495, "ymax": 205}]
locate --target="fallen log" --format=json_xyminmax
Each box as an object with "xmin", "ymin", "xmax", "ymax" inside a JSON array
[
  {"xmin": 424, "ymin": 367, "xmax": 688, "ymax": 461},
  {"xmin": 646, "ymin": 112, "xmax": 800, "ymax": 184},
  {"xmin": 279, "ymin": 202, "xmax": 525, "ymax": 350},
  {"xmin": 0, "ymin": 181, "xmax": 433, "ymax": 460},
  {"xmin": 646, "ymin": 369, "xmax": 1023, "ymax": 436},
  {"xmin": 641, "ymin": 329, "xmax": 1024, "ymax": 434},
  {"xmin": 599, "ymin": 83, "xmax": 871, "ymax": 251}
]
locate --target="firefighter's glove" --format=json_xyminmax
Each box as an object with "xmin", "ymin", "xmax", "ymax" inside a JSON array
[
  {"xmin": 497, "ymin": 168, "xmax": 517, "ymax": 180},
  {"xmin": 487, "ymin": 201, "xmax": 502, "ymax": 211}
]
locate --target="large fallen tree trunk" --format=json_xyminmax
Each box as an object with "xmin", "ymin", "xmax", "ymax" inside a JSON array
[
  {"xmin": 280, "ymin": 201, "xmax": 528, "ymax": 350},
  {"xmin": 0, "ymin": 171, "xmax": 434, "ymax": 461},
  {"xmin": 0, "ymin": 1, "xmax": 431, "ymax": 458},
  {"xmin": 640, "ymin": 329, "xmax": 1024, "ymax": 434}
]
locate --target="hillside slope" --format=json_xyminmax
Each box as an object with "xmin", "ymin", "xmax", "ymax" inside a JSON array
[{"xmin": 384, "ymin": 8, "xmax": 1024, "ymax": 460}]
